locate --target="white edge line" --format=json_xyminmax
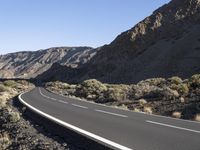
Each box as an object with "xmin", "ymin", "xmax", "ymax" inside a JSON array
[
  {"xmin": 18, "ymin": 93, "xmax": 132, "ymax": 150},
  {"xmin": 45, "ymin": 88, "xmax": 200, "ymax": 124},
  {"xmin": 95, "ymin": 109, "xmax": 128, "ymax": 118},
  {"xmin": 72, "ymin": 104, "xmax": 88, "ymax": 109},
  {"xmin": 146, "ymin": 120, "xmax": 200, "ymax": 134}
]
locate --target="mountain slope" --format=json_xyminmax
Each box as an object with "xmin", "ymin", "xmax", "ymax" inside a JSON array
[
  {"xmin": 0, "ymin": 47, "xmax": 96, "ymax": 79},
  {"xmin": 79, "ymin": 0, "xmax": 200, "ymax": 83},
  {"xmin": 5, "ymin": 0, "xmax": 200, "ymax": 84}
]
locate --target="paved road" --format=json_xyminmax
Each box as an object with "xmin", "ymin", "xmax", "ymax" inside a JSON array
[{"xmin": 19, "ymin": 87, "xmax": 200, "ymax": 150}]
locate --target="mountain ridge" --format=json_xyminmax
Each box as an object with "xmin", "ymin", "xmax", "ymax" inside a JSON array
[
  {"xmin": 78, "ymin": 0, "xmax": 200, "ymax": 83},
  {"xmin": 37, "ymin": 0, "xmax": 200, "ymax": 84},
  {"xmin": 0, "ymin": 46, "xmax": 96, "ymax": 79},
  {"xmin": 2, "ymin": 0, "xmax": 200, "ymax": 84}
]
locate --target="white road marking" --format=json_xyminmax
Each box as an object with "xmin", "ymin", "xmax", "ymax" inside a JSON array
[
  {"xmin": 18, "ymin": 94, "xmax": 133, "ymax": 150},
  {"xmin": 39, "ymin": 88, "xmax": 65, "ymax": 102},
  {"xmin": 148, "ymin": 113, "xmax": 200, "ymax": 124},
  {"xmin": 95, "ymin": 109, "xmax": 128, "ymax": 118},
  {"xmin": 39, "ymin": 88, "xmax": 57, "ymax": 101},
  {"xmin": 146, "ymin": 120, "xmax": 200, "ymax": 134},
  {"xmin": 58, "ymin": 100, "xmax": 68, "ymax": 104},
  {"xmin": 44, "ymin": 87, "xmax": 200, "ymax": 124},
  {"xmin": 72, "ymin": 104, "xmax": 88, "ymax": 109}
]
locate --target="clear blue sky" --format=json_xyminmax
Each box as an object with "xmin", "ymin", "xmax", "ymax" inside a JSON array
[{"xmin": 0, "ymin": 0, "xmax": 170, "ymax": 54}]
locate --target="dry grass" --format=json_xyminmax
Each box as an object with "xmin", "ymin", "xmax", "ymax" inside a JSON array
[
  {"xmin": 0, "ymin": 133, "xmax": 11, "ymax": 150},
  {"xmin": 8, "ymin": 112, "xmax": 21, "ymax": 123},
  {"xmin": 168, "ymin": 76, "xmax": 183, "ymax": 84},
  {"xmin": 172, "ymin": 111, "xmax": 182, "ymax": 118},
  {"xmin": 119, "ymin": 104, "xmax": 128, "ymax": 110},
  {"xmin": 180, "ymin": 97, "xmax": 185, "ymax": 103},
  {"xmin": 143, "ymin": 107, "xmax": 152, "ymax": 114},
  {"xmin": 138, "ymin": 99, "xmax": 147, "ymax": 106},
  {"xmin": 0, "ymin": 84, "xmax": 8, "ymax": 93},
  {"xmin": 3, "ymin": 80, "xmax": 17, "ymax": 88},
  {"xmin": 0, "ymin": 99, "xmax": 7, "ymax": 109},
  {"xmin": 194, "ymin": 114, "xmax": 200, "ymax": 122},
  {"xmin": 133, "ymin": 108, "xmax": 141, "ymax": 113}
]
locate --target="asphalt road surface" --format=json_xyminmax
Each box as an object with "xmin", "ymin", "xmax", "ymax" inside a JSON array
[{"xmin": 19, "ymin": 87, "xmax": 200, "ymax": 150}]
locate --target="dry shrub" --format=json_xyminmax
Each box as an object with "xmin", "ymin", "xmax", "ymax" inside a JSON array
[
  {"xmin": 168, "ymin": 76, "xmax": 183, "ymax": 85},
  {"xmin": 133, "ymin": 108, "xmax": 141, "ymax": 112},
  {"xmin": 194, "ymin": 114, "xmax": 200, "ymax": 122},
  {"xmin": 172, "ymin": 111, "xmax": 181, "ymax": 118},
  {"xmin": 8, "ymin": 111, "xmax": 20, "ymax": 123},
  {"xmin": 162, "ymin": 87, "xmax": 179, "ymax": 98},
  {"xmin": 138, "ymin": 99, "xmax": 147, "ymax": 106},
  {"xmin": 106, "ymin": 86, "xmax": 128, "ymax": 101},
  {"xmin": 79, "ymin": 79, "xmax": 107, "ymax": 99},
  {"xmin": 3, "ymin": 80, "xmax": 17, "ymax": 88},
  {"xmin": 143, "ymin": 107, "xmax": 152, "ymax": 114},
  {"xmin": 180, "ymin": 97, "xmax": 185, "ymax": 103},
  {"xmin": 0, "ymin": 84, "xmax": 8, "ymax": 93},
  {"xmin": 0, "ymin": 133, "xmax": 11, "ymax": 150},
  {"xmin": 138, "ymin": 78, "xmax": 166, "ymax": 86},
  {"xmin": 190, "ymin": 74, "xmax": 200, "ymax": 88},
  {"xmin": 170, "ymin": 83, "xmax": 189, "ymax": 95}
]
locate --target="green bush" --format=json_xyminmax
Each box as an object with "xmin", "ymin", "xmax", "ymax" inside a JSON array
[
  {"xmin": 168, "ymin": 76, "xmax": 183, "ymax": 85},
  {"xmin": 106, "ymin": 88, "xmax": 125, "ymax": 101},
  {"xmin": 79, "ymin": 79, "xmax": 107, "ymax": 99},
  {"xmin": 105, "ymin": 84, "xmax": 130, "ymax": 101},
  {"xmin": 190, "ymin": 74, "xmax": 200, "ymax": 88},
  {"xmin": 132, "ymin": 83, "xmax": 163, "ymax": 99},
  {"xmin": 162, "ymin": 87, "xmax": 179, "ymax": 98},
  {"xmin": 170, "ymin": 83, "xmax": 189, "ymax": 95},
  {"xmin": 138, "ymin": 78, "xmax": 166, "ymax": 86},
  {"xmin": 8, "ymin": 112, "xmax": 20, "ymax": 123}
]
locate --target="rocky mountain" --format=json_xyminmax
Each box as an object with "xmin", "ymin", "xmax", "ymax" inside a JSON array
[
  {"xmin": 3, "ymin": 0, "xmax": 200, "ymax": 84},
  {"xmin": 37, "ymin": 0, "xmax": 200, "ymax": 83},
  {"xmin": 0, "ymin": 47, "xmax": 96, "ymax": 79},
  {"xmin": 75, "ymin": 0, "xmax": 200, "ymax": 83},
  {"xmin": 80, "ymin": 0, "xmax": 200, "ymax": 83}
]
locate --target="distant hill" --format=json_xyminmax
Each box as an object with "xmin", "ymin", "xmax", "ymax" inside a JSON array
[
  {"xmin": 0, "ymin": 47, "xmax": 96, "ymax": 79},
  {"xmin": 37, "ymin": 0, "xmax": 200, "ymax": 83}
]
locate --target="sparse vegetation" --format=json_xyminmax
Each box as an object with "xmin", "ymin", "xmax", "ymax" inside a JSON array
[
  {"xmin": 143, "ymin": 107, "xmax": 152, "ymax": 114},
  {"xmin": 0, "ymin": 84, "xmax": 7, "ymax": 92},
  {"xmin": 170, "ymin": 83, "xmax": 189, "ymax": 95},
  {"xmin": 172, "ymin": 111, "xmax": 182, "ymax": 118},
  {"xmin": 3, "ymin": 80, "xmax": 17, "ymax": 88},
  {"xmin": 105, "ymin": 84, "xmax": 129, "ymax": 102},
  {"xmin": 0, "ymin": 80, "xmax": 34, "ymax": 149},
  {"xmin": 0, "ymin": 133, "xmax": 11, "ymax": 150},
  {"xmin": 46, "ymin": 74, "xmax": 200, "ymax": 121},
  {"xmin": 138, "ymin": 99, "xmax": 147, "ymax": 106},
  {"xmin": 78, "ymin": 79, "xmax": 107, "ymax": 100},
  {"xmin": 133, "ymin": 108, "xmax": 141, "ymax": 113},
  {"xmin": 194, "ymin": 114, "xmax": 200, "ymax": 122},
  {"xmin": 8, "ymin": 111, "xmax": 21, "ymax": 123},
  {"xmin": 190, "ymin": 74, "xmax": 200, "ymax": 88},
  {"xmin": 168, "ymin": 76, "xmax": 183, "ymax": 85}
]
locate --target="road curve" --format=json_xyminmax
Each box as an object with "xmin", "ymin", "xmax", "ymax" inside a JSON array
[{"xmin": 19, "ymin": 87, "xmax": 200, "ymax": 150}]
